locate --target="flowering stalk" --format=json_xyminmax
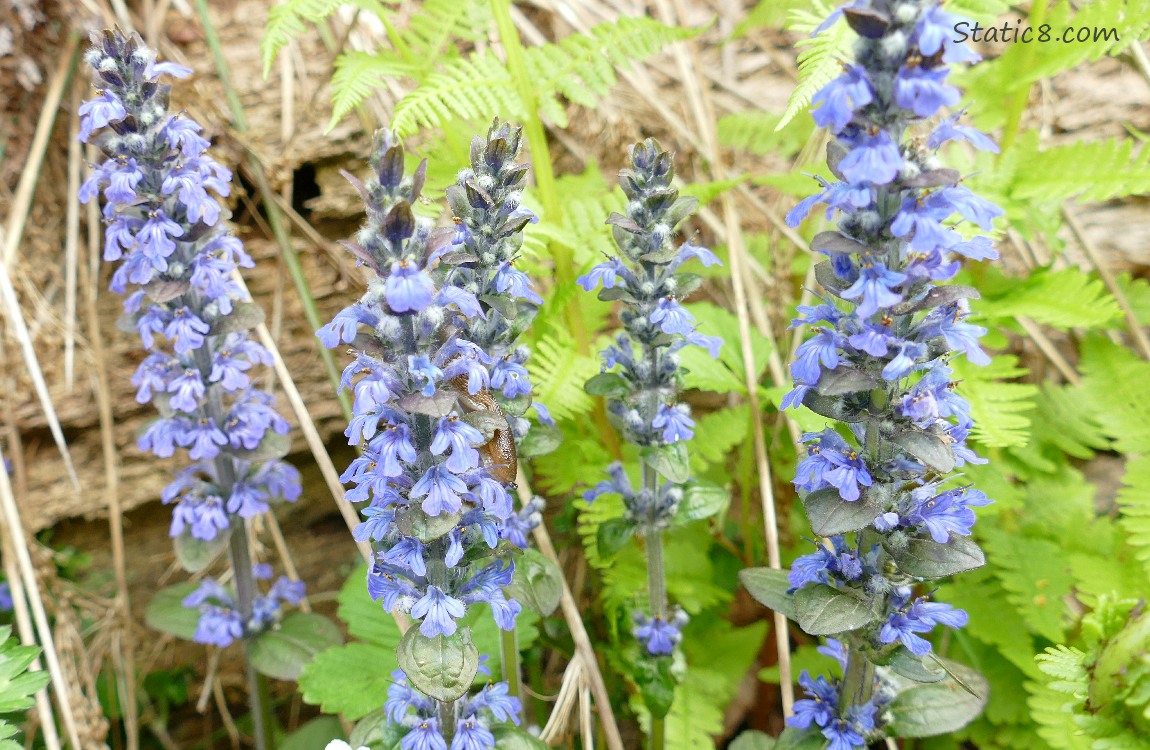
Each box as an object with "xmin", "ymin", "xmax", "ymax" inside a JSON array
[
  {"xmin": 78, "ymin": 29, "xmax": 304, "ymax": 750},
  {"xmin": 579, "ymin": 139, "xmax": 723, "ymax": 744},
  {"xmin": 743, "ymin": 1, "xmax": 999, "ymax": 746},
  {"xmin": 319, "ymin": 131, "xmax": 530, "ymax": 749},
  {"xmin": 438, "ymin": 119, "xmax": 553, "ymax": 700}
]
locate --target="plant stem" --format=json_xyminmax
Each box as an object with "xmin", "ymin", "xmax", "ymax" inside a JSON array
[
  {"xmin": 229, "ymin": 524, "xmax": 272, "ymax": 750},
  {"xmin": 439, "ymin": 700, "xmax": 456, "ymax": 744},
  {"xmin": 641, "ymin": 458, "xmax": 667, "ymax": 750},
  {"xmin": 838, "ymin": 637, "xmax": 876, "ymax": 711},
  {"xmin": 191, "ymin": 0, "xmax": 352, "ymax": 419},
  {"xmin": 649, "ymin": 715, "xmax": 665, "ymax": 750},
  {"xmin": 1000, "ymin": 0, "xmax": 1049, "ymax": 151},
  {"xmin": 500, "ymin": 627, "xmax": 522, "ymax": 710}
]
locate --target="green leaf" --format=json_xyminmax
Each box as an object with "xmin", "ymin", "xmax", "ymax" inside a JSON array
[
  {"xmin": 396, "ymin": 627, "xmax": 479, "ymax": 702},
  {"xmin": 635, "ymin": 656, "xmax": 677, "ymax": 719},
  {"xmin": 891, "ymin": 535, "xmax": 986, "ymax": 579},
  {"xmin": 675, "ymin": 483, "xmax": 729, "ymax": 524},
  {"xmin": 793, "ymin": 584, "xmax": 881, "ymax": 636},
  {"xmin": 739, "ymin": 568, "xmax": 796, "ymax": 620},
  {"xmin": 888, "ymin": 659, "xmax": 989, "ymax": 737},
  {"xmin": 517, "ymin": 423, "xmax": 562, "ymax": 458},
  {"xmin": 642, "ymin": 442, "xmax": 690, "ymax": 483},
  {"xmin": 144, "ymin": 583, "xmax": 202, "ymax": 641},
  {"xmin": 596, "ymin": 517, "xmax": 635, "ymax": 559},
  {"xmin": 729, "ymin": 730, "xmax": 776, "ymax": 750},
  {"xmin": 172, "ymin": 528, "xmax": 231, "ymax": 573},
  {"xmin": 349, "ymin": 708, "xmax": 405, "ymax": 750},
  {"xmin": 328, "ymin": 52, "xmax": 414, "ymax": 128},
  {"xmin": 299, "ymin": 643, "xmax": 398, "ymax": 721},
  {"xmin": 249, "ymin": 612, "xmax": 344, "ymax": 682},
  {"xmin": 774, "ymin": 727, "xmax": 826, "ymax": 750},
  {"xmin": 280, "ymin": 716, "xmax": 346, "ymax": 750},
  {"xmin": 977, "ymin": 265, "xmax": 1120, "ymax": 330},
  {"xmin": 527, "ymin": 333, "xmax": 599, "ymax": 421},
  {"xmin": 584, "ymin": 371, "xmax": 631, "ymax": 398},
  {"xmin": 887, "ymin": 648, "xmax": 947, "ymax": 684},
  {"xmin": 490, "ymin": 726, "xmax": 550, "ymax": 750},
  {"xmin": 891, "ymin": 429, "xmax": 956, "ymax": 474},
  {"xmin": 504, "ymin": 549, "xmax": 563, "ymax": 617},
  {"xmin": 802, "ymin": 487, "xmax": 880, "ymax": 536}
]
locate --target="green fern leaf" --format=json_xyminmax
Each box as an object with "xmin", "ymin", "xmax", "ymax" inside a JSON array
[
  {"xmin": 1117, "ymin": 455, "xmax": 1150, "ymax": 578},
  {"xmin": 945, "ymin": 0, "xmax": 1015, "ymax": 22},
  {"xmin": 1079, "ymin": 335, "xmax": 1150, "ymax": 452},
  {"xmin": 392, "ymin": 17, "xmax": 696, "ymax": 136},
  {"xmin": 980, "ymin": 528, "xmax": 1075, "ymax": 643},
  {"xmin": 527, "ymin": 333, "xmax": 599, "ymax": 422},
  {"xmin": 262, "ymin": 0, "xmax": 392, "ymax": 76},
  {"xmin": 952, "ymin": 356, "xmax": 1037, "ymax": 448},
  {"xmin": 732, "ymin": 0, "xmax": 808, "ymax": 38},
  {"xmin": 717, "ymin": 111, "xmax": 811, "ymax": 158},
  {"xmin": 777, "ymin": 1, "xmax": 854, "ymax": 130},
  {"xmin": 328, "ymin": 52, "xmax": 413, "ymax": 128},
  {"xmin": 977, "ymin": 265, "xmax": 1120, "ymax": 330},
  {"xmin": 1010, "ymin": 132, "xmax": 1150, "ymax": 205}
]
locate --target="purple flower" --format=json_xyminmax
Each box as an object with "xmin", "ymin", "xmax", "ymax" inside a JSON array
[
  {"xmin": 787, "ymin": 670, "xmax": 839, "ymax": 730},
  {"xmin": 633, "ymin": 614, "xmax": 681, "ymax": 656},
  {"xmin": 652, "ymin": 403, "xmax": 694, "ymax": 443},
  {"xmin": 385, "ymin": 261, "xmax": 435, "ymax": 313},
  {"xmin": 792, "ymin": 329, "xmax": 841, "ymax": 383},
  {"xmin": 894, "ymin": 65, "xmax": 959, "ymax": 118},
  {"xmin": 409, "ymin": 355, "xmax": 443, "ymax": 397},
  {"xmin": 106, "ymin": 159, "xmax": 143, "ymax": 204},
  {"xmin": 916, "ymin": 6, "xmax": 980, "ymax": 64},
  {"xmin": 430, "ymin": 417, "xmax": 485, "ymax": 473},
  {"xmin": 841, "ymin": 262, "xmax": 906, "ymax": 318},
  {"xmin": 494, "ymin": 262, "xmax": 543, "ymax": 304},
  {"xmin": 880, "ymin": 588, "xmax": 969, "ymax": 656},
  {"xmin": 167, "ymin": 368, "xmax": 206, "ymax": 413},
  {"xmin": 410, "ymin": 586, "xmax": 466, "ymax": 638},
  {"xmin": 812, "ymin": 66, "xmax": 873, "ymax": 131},
  {"xmin": 164, "ymin": 307, "xmax": 209, "ymax": 355},
  {"xmin": 928, "ymin": 113, "xmax": 999, "ymax": 153},
  {"xmin": 837, "ymin": 131, "xmax": 901, "ymax": 185},
  {"xmin": 78, "ymin": 91, "xmax": 126, "ymax": 141},
  {"xmin": 650, "ymin": 297, "xmax": 695, "ymax": 335},
  {"xmin": 490, "ymin": 360, "xmax": 531, "ymax": 398},
  {"xmin": 577, "ymin": 259, "xmax": 624, "ymax": 291},
  {"xmin": 372, "ymin": 423, "xmax": 418, "ymax": 477},
  {"xmin": 382, "ymin": 537, "xmax": 429, "ymax": 577},
  {"xmin": 401, "ymin": 718, "xmax": 448, "ymax": 750},
  {"xmin": 411, "ymin": 464, "xmax": 468, "ymax": 516}
]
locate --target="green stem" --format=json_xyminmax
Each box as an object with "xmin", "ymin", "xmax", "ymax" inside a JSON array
[
  {"xmin": 1000, "ymin": 0, "xmax": 1049, "ymax": 151},
  {"xmin": 229, "ymin": 526, "xmax": 273, "ymax": 750},
  {"xmin": 488, "ymin": 0, "xmax": 594, "ymax": 354},
  {"xmin": 439, "ymin": 700, "xmax": 456, "ymax": 744},
  {"xmin": 641, "ymin": 458, "xmax": 667, "ymax": 750},
  {"xmin": 192, "ymin": 0, "xmax": 352, "ymax": 420},
  {"xmin": 649, "ymin": 717, "xmax": 665, "ymax": 750},
  {"xmin": 500, "ymin": 627, "xmax": 522, "ymax": 711},
  {"xmin": 838, "ymin": 638, "xmax": 876, "ymax": 712}
]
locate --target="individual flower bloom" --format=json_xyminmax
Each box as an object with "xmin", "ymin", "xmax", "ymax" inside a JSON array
[
  {"xmin": 817, "ymin": 638, "xmax": 848, "ymax": 670},
  {"xmin": 919, "ymin": 303, "xmax": 990, "ymax": 366},
  {"xmin": 879, "ymin": 588, "xmax": 969, "ymax": 656},
  {"xmin": 915, "ymin": 6, "xmax": 980, "ymax": 64},
  {"xmin": 373, "ymin": 423, "xmax": 418, "ymax": 477},
  {"xmin": 164, "ymin": 307, "xmax": 210, "ymax": 355},
  {"xmin": 105, "ymin": 158, "xmax": 143, "ymax": 204},
  {"xmin": 847, "ymin": 322, "xmax": 895, "ymax": 357},
  {"xmin": 132, "ymin": 352, "xmax": 175, "ymax": 403},
  {"xmin": 435, "ymin": 285, "xmax": 483, "ymax": 318},
  {"xmin": 183, "ymin": 578, "xmax": 233, "ymax": 608},
  {"xmin": 408, "ymin": 354, "xmax": 443, "ymax": 397},
  {"xmin": 788, "ymin": 547, "xmax": 833, "ymax": 590},
  {"xmin": 138, "ymin": 210, "xmax": 184, "ymax": 265},
  {"xmin": 786, "ymin": 178, "xmax": 873, "ymax": 226},
  {"xmin": 353, "ymin": 505, "xmax": 396, "ymax": 542},
  {"xmin": 822, "ymin": 703, "xmax": 875, "ymax": 750},
  {"xmin": 946, "ymin": 421, "xmax": 987, "ymax": 466},
  {"xmin": 500, "ymin": 498, "xmax": 543, "ymax": 549},
  {"xmin": 197, "ymin": 157, "xmax": 233, "ymax": 197},
  {"xmin": 270, "ymin": 576, "xmax": 307, "ymax": 607},
  {"xmin": 927, "ymin": 112, "xmax": 999, "ymax": 153},
  {"xmin": 78, "ymin": 91, "xmax": 127, "ymax": 141},
  {"xmin": 675, "ymin": 242, "xmax": 721, "ymax": 268},
  {"xmin": 650, "ymin": 297, "xmax": 695, "ymax": 335},
  {"xmin": 893, "ymin": 64, "xmax": 960, "ymax": 118},
  {"xmin": 812, "ymin": 65, "xmax": 873, "ymax": 131},
  {"xmin": 224, "ymin": 395, "xmax": 289, "ymax": 450},
  {"xmin": 450, "ymin": 717, "xmax": 495, "ymax": 750},
  {"xmin": 135, "ymin": 304, "xmax": 169, "ymax": 349},
  {"xmin": 684, "ymin": 331, "xmax": 723, "ymax": 358},
  {"xmin": 791, "ymin": 328, "xmax": 841, "ymax": 384},
  {"xmin": 401, "ymin": 717, "xmax": 448, "ymax": 750},
  {"xmin": 949, "ymin": 234, "xmax": 998, "ymax": 261},
  {"xmin": 101, "ymin": 217, "xmax": 139, "ymax": 261},
  {"xmin": 466, "ymin": 681, "xmax": 522, "ymax": 725},
  {"xmin": 385, "ymin": 669, "xmax": 434, "ymax": 722},
  {"xmin": 841, "ymin": 261, "xmax": 906, "ymax": 318},
  {"xmin": 411, "ymin": 464, "xmax": 468, "ymax": 516},
  {"xmin": 881, "ymin": 341, "xmax": 927, "ymax": 381},
  {"xmin": 178, "ymin": 417, "xmax": 227, "ymax": 460},
  {"xmin": 162, "ymin": 115, "xmax": 212, "ymax": 157},
  {"xmin": 493, "ymin": 262, "xmax": 543, "ymax": 304},
  {"xmin": 226, "ymin": 480, "xmax": 269, "ymax": 517},
  {"xmin": 926, "ymin": 186, "xmax": 1003, "ymax": 232},
  {"xmin": 317, "ymin": 304, "xmax": 377, "ymax": 348},
  {"xmin": 209, "ymin": 338, "xmax": 268, "ymax": 391},
  {"xmin": 469, "ymin": 474, "xmax": 512, "ymax": 520},
  {"xmin": 163, "ymin": 167, "xmax": 220, "ymax": 225},
  {"xmin": 430, "ymin": 417, "xmax": 485, "ymax": 473},
  {"xmin": 138, "ymin": 417, "xmax": 187, "ymax": 457},
  {"xmin": 787, "ymin": 670, "xmax": 839, "ymax": 730},
  {"xmin": 531, "ymin": 401, "xmax": 554, "ymax": 426},
  {"xmin": 633, "ymin": 613, "xmax": 681, "ymax": 656},
  {"xmin": 167, "ymin": 368, "xmax": 206, "ymax": 413},
  {"xmin": 906, "ymin": 486, "xmax": 992, "ymax": 543},
  {"xmin": 170, "ymin": 492, "xmax": 229, "ymax": 540},
  {"xmin": 410, "ymin": 585, "xmax": 466, "ymax": 638},
  {"xmin": 576, "ymin": 258, "xmax": 625, "ymax": 291},
  {"xmin": 366, "ymin": 563, "xmax": 420, "ymax": 613},
  {"xmin": 837, "ymin": 131, "xmax": 901, "ymax": 185},
  {"xmin": 382, "ymin": 537, "xmax": 429, "ymax": 577},
  {"xmin": 781, "ymin": 381, "xmax": 813, "ymax": 411},
  {"xmin": 652, "ymin": 403, "xmax": 694, "ymax": 443},
  {"xmin": 583, "ymin": 462, "xmax": 634, "ymax": 503},
  {"xmin": 444, "ymin": 355, "xmax": 492, "ymax": 397},
  {"xmin": 890, "ymin": 197, "xmax": 953, "ymax": 253},
  {"xmin": 191, "ymin": 606, "xmax": 244, "ymax": 647},
  {"xmin": 385, "ymin": 261, "xmax": 435, "ymax": 313},
  {"xmin": 490, "ymin": 359, "xmax": 531, "ymax": 399},
  {"xmin": 822, "ymin": 445, "xmax": 872, "ymax": 502},
  {"xmin": 253, "ymin": 460, "xmax": 302, "ymax": 501}
]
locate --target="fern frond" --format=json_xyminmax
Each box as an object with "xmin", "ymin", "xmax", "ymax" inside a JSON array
[
  {"xmin": 977, "ymin": 266, "xmax": 1120, "ymax": 330},
  {"xmin": 777, "ymin": 1, "xmax": 853, "ymax": 130},
  {"xmin": 952, "ymin": 356, "xmax": 1037, "ymax": 448},
  {"xmin": 1117, "ymin": 455, "xmax": 1150, "ymax": 578},
  {"xmin": 1035, "ymin": 645, "xmax": 1088, "ymax": 689},
  {"xmin": 718, "ymin": 111, "xmax": 810, "ymax": 158},
  {"xmin": 980, "ymin": 528, "xmax": 1075, "ymax": 643},
  {"xmin": 392, "ymin": 17, "xmax": 698, "ymax": 136},
  {"xmin": 1020, "ymin": 0, "xmax": 1150, "ymax": 85},
  {"xmin": 1079, "ymin": 335, "xmax": 1150, "ymax": 452},
  {"xmin": 328, "ymin": 52, "xmax": 413, "ymax": 127},
  {"xmin": 732, "ymin": 0, "xmax": 808, "ymax": 38},
  {"xmin": 1011, "ymin": 133, "xmax": 1150, "ymax": 205},
  {"xmin": 944, "ymin": 0, "xmax": 1015, "ymax": 22},
  {"xmin": 262, "ymin": 0, "xmax": 391, "ymax": 76},
  {"xmin": 527, "ymin": 333, "xmax": 599, "ymax": 422}
]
